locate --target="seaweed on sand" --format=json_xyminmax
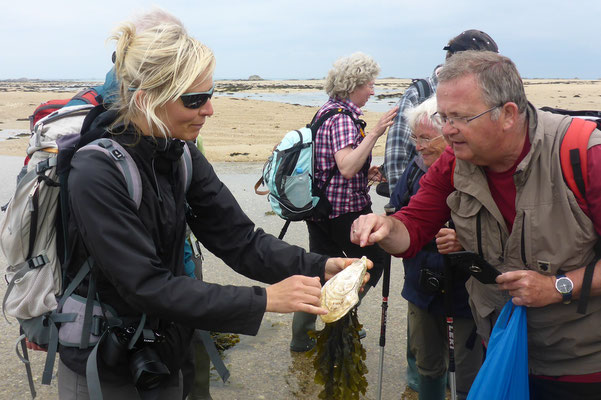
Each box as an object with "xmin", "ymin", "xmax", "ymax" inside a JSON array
[{"xmin": 307, "ymin": 309, "xmax": 368, "ymax": 399}]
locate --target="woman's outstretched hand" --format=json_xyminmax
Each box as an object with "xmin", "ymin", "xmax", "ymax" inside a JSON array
[{"xmin": 264, "ymin": 258, "xmax": 373, "ymax": 314}]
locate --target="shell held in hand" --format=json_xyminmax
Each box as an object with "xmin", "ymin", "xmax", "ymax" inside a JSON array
[{"xmin": 320, "ymin": 256, "xmax": 367, "ymax": 323}]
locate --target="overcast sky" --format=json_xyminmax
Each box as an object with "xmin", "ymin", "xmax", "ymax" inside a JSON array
[{"xmin": 1, "ymin": 0, "xmax": 600, "ymax": 81}]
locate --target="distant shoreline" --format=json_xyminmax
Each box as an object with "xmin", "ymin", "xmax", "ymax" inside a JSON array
[{"xmin": 2, "ymin": 79, "xmax": 600, "ymax": 162}]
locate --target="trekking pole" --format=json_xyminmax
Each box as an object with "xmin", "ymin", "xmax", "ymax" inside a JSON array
[
  {"xmin": 444, "ymin": 255, "xmax": 457, "ymax": 400},
  {"xmin": 376, "ymin": 203, "xmax": 396, "ymax": 400}
]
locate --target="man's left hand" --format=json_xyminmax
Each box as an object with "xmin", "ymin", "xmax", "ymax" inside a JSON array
[{"xmin": 496, "ymin": 270, "xmax": 562, "ymax": 307}]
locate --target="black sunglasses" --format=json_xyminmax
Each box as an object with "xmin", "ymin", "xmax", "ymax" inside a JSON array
[{"xmin": 180, "ymin": 85, "xmax": 214, "ymax": 109}]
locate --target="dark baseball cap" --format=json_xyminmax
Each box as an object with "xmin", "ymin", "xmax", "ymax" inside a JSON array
[{"xmin": 443, "ymin": 30, "xmax": 498, "ymax": 54}]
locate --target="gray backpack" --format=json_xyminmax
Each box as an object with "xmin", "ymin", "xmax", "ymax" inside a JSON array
[{"xmin": 0, "ymin": 104, "xmax": 192, "ymax": 398}]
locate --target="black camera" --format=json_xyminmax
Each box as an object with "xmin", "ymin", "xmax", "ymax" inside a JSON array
[
  {"xmin": 419, "ymin": 268, "xmax": 444, "ymax": 295},
  {"xmin": 101, "ymin": 325, "xmax": 170, "ymax": 391}
]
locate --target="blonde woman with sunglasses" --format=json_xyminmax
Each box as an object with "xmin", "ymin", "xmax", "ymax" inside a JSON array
[{"xmin": 56, "ymin": 13, "xmax": 367, "ymax": 400}]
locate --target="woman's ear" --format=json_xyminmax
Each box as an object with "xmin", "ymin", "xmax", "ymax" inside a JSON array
[{"xmin": 134, "ymin": 90, "xmax": 146, "ymax": 110}]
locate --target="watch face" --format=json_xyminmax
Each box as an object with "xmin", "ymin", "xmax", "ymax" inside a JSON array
[{"xmin": 556, "ymin": 277, "xmax": 573, "ymax": 294}]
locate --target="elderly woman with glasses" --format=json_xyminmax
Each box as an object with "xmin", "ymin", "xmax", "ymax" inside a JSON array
[
  {"xmin": 389, "ymin": 96, "xmax": 483, "ymax": 400},
  {"xmin": 56, "ymin": 13, "xmax": 369, "ymax": 399},
  {"xmin": 289, "ymin": 52, "xmax": 399, "ymax": 351}
]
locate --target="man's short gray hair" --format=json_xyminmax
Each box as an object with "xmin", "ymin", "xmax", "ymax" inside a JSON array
[
  {"xmin": 324, "ymin": 52, "xmax": 380, "ymax": 99},
  {"xmin": 438, "ymin": 51, "xmax": 528, "ymax": 117},
  {"xmin": 404, "ymin": 96, "xmax": 442, "ymax": 134}
]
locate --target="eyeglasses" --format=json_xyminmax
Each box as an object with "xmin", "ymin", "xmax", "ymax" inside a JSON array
[
  {"xmin": 180, "ymin": 85, "xmax": 214, "ymax": 109},
  {"xmin": 431, "ymin": 105, "xmax": 500, "ymax": 127},
  {"xmin": 410, "ymin": 134, "xmax": 444, "ymax": 146}
]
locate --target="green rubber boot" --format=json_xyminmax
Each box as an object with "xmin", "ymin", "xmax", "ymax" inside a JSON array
[
  {"xmin": 188, "ymin": 340, "xmax": 213, "ymax": 400},
  {"xmin": 418, "ymin": 374, "xmax": 446, "ymax": 400},
  {"xmin": 406, "ymin": 346, "xmax": 420, "ymax": 392},
  {"xmin": 290, "ymin": 311, "xmax": 316, "ymax": 352}
]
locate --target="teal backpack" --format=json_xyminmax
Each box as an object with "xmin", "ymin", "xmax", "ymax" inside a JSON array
[{"xmin": 255, "ymin": 108, "xmax": 365, "ymax": 238}]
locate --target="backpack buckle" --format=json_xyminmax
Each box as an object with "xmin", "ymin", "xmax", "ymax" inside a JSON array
[
  {"xmin": 35, "ymin": 159, "xmax": 51, "ymax": 174},
  {"xmin": 91, "ymin": 315, "xmax": 109, "ymax": 336},
  {"xmin": 28, "ymin": 254, "xmax": 49, "ymax": 270},
  {"xmin": 110, "ymin": 149, "xmax": 124, "ymax": 161}
]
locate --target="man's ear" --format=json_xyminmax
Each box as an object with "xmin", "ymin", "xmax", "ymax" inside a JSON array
[{"xmin": 500, "ymin": 102, "xmax": 520, "ymax": 131}]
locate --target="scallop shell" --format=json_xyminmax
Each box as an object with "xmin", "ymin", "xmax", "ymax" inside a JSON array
[{"xmin": 320, "ymin": 256, "xmax": 367, "ymax": 323}]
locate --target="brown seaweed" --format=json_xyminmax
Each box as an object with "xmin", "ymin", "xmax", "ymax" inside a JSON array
[{"xmin": 307, "ymin": 309, "xmax": 368, "ymax": 399}]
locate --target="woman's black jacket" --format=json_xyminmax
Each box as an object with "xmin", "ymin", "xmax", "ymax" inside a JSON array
[{"xmin": 59, "ymin": 113, "xmax": 327, "ymax": 382}]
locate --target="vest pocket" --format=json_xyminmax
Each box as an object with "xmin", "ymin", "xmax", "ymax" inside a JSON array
[{"xmin": 447, "ymin": 192, "xmax": 483, "ymax": 254}]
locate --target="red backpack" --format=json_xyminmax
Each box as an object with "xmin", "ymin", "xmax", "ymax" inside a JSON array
[
  {"xmin": 559, "ymin": 117, "xmax": 599, "ymax": 207},
  {"xmin": 28, "ymin": 88, "xmax": 100, "ymax": 131},
  {"xmin": 24, "ymin": 88, "xmax": 100, "ymax": 167}
]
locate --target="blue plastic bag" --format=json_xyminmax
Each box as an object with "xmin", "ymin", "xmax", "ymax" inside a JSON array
[{"xmin": 467, "ymin": 300, "xmax": 529, "ymax": 400}]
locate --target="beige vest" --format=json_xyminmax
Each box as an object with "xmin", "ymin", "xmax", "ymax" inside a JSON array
[{"xmin": 448, "ymin": 104, "xmax": 601, "ymax": 375}]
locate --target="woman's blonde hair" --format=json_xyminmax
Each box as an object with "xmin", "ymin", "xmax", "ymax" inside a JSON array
[
  {"xmin": 324, "ymin": 52, "xmax": 380, "ymax": 99},
  {"xmin": 109, "ymin": 20, "xmax": 215, "ymax": 138}
]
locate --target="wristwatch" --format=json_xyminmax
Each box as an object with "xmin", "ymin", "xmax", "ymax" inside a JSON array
[{"xmin": 555, "ymin": 274, "xmax": 574, "ymax": 304}]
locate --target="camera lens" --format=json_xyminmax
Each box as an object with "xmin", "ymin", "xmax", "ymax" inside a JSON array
[{"xmin": 129, "ymin": 347, "xmax": 170, "ymax": 391}]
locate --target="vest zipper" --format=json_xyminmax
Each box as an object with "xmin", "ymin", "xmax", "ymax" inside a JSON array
[
  {"xmin": 497, "ymin": 222, "xmax": 505, "ymax": 263},
  {"xmin": 476, "ymin": 213, "xmax": 483, "ymax": 257},
  {"xmin": 520, "ymin": 211, "xmax": 527, "ymax": 265}
]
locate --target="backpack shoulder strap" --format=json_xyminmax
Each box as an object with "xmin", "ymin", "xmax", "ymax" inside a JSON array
[
  {"xmin": 77, "ymin": 138, "xmax": 143, "ymax": 208},
  {"xmin": 309, "ymin": 107, "xmax": 364, "ymax": 137},
  {"xmin": 410, "ymin": 78, "xmax": 433, "ymax": 103},
  {"xmin": 399, "ymin": 161, "xmax": 424, "ymax": 208},
  {"xmin": 559, "ymin": 118, "xmax": 597, "ymax": 204},
  {"xmin": 309, "ymin": 107, "xmax": 367, "ymax": 189},
  {"xmin": 71, "ymin": 88, "xmax": 101, "ymax": 106}
]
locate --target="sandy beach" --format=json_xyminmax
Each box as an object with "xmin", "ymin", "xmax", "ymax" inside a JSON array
[{"xmin": 1, "ymin": 78, "xmax": 600, "ymax": 160}]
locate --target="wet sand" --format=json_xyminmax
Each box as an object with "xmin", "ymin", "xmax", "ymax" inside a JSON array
[{"xmin": 0, "ymin": 155, "xmax": 414, "ymax": 400}]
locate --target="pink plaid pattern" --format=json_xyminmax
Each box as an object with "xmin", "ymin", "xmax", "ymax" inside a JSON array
[{"xmin": 313, "ymin": 98, "xmax": 371, "ymax": 219}]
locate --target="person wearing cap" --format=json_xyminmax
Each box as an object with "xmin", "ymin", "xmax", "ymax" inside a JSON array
[
  {"xmin": 352, "ymin": 50, "xmax": 601, "ymax": 399},
  {"xmin": 383, "ymin": 29, "xmax": 498, "ymax": 195},
  {"xmin": 383, "ymin": 29, "xmax": 497, "ymax": 394}
]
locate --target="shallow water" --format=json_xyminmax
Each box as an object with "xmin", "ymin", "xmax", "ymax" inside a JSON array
[{"xmin": 217, "ymin": 90, "xmax": 400, "ymax": 112}]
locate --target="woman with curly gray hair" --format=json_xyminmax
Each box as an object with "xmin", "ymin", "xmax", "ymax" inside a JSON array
[{"xmin": 290, "ymin": 52, "xmax": 398, "ymax": 352}]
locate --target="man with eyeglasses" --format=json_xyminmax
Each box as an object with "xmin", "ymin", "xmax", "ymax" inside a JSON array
[
  {"xmin": 389, "ymin": 97, "xmax": 483, "ymax": 400},
  {"xmin": 383, "ymin": 29, "xmax": 498, "ymax": 196},
  {"xmin": 383, "ymin": 29, "xmax": 498, "ymax": 394},
  {"xmin": 352, "ymin": 50, "xmax": 601, "ymax": 399}
]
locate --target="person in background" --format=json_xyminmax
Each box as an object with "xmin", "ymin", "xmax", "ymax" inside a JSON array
[
  {"xmin": 290, "ymin": 52, "xmax": 398, "ymax": 352},
  {"xmin": 390, "ymin": 96, "xmax": 482, "ymax": 400},
  {"xmin": 351, "ymin": 50, "xmax": 601, "ymax": 400},
  {"xmin": 57, "ymin": 13, "xmax": 370, "ymax": 399},
  {"xmin": 382, "ymin": 29, "xmax": 498, "ymax": 390}
]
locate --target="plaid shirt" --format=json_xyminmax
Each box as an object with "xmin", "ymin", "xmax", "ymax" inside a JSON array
[
  {"xmin": 314, "ymin": 98, "xmax": 371, "ymax": 219},
  {"xmin": 384, "ymin": 65, "xmax": 440, "ymax": 193}
]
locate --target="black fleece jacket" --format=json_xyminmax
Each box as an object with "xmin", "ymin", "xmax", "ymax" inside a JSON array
[{"xmin": 59, "ymin": 115, "xmax": 327, "ymax": 382}]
